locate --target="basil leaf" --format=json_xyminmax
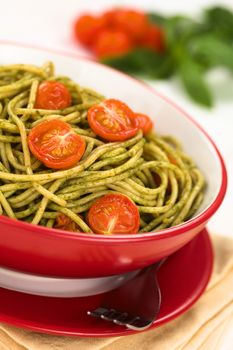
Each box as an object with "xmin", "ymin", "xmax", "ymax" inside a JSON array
[
  {"xmin": 102, "ymin": 49, "xmax": 174, "ymax": 80},
  {"xmin": 205, "ymin": 6, "xmax": 233, "ymax": 41},
  {"xmin": 164, "ymin": 16, "xmax": 205, "ymax": 48},
  {"xmin": 190, "ymin": 35, "xmax": 233, "ymax": 70},
  {"xmin": 100, "ymin": 6, "xmax": 233, "ymax": 108},
  {"xmin": 147, "ymin": 12, "xmax": 168, "ymax": 26},
  {"xmin": 179, "ymin": 58, "xmax": 213, "ymax": 107}
]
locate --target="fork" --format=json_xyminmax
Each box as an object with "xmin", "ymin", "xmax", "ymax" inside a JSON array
[{"xmin": 87, "ymin": 260, "xmax": 164, "ymax": 331}]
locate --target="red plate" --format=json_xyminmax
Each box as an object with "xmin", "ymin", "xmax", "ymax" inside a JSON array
[{"xmin": 0, "ymin": 229, "xmax": 213, "ymax": 337}]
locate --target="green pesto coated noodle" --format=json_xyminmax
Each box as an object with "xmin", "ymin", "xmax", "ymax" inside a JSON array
[{"xmin": 0, "ymin": 62, "xmax": 205, "ymax": 234}]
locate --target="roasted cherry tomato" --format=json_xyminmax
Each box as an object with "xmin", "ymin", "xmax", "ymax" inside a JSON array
[
  {"xmin": 88, "ymin": 99, "xmax": 139, "ymax": 141},
  {"xmin": 73, "ymin": 14, "xmax": 106, "ymax": 47},
  {"xmin": 102, "ymin": 9, "xmax": 148, "ymax": 42},
  {"xmin": 134, "ymin": 113, "xmax": 153, "ymax": 135},
  {"xmin": 28, "ymin": 119, "xmax": 86, "ymax": 169},
  {"xmin": 87, "ymin": 193, "xmax": 140, "ymax": 235},
  {"xmin": 35, "ymin": 81, "xmax": 71, "ymax": 110},
  {"xmin": 168, "ymin": 155, "xmax": 177, "ymax": 165},
  {"xmin": 54, "ymin": 213, "xmax": 81, "ymax": 232},
  {"xmin": 140, "ymin": 24, "xmax": 165, "ymax": 52},
  {"xmin": 94, "ymin": 29, "xmax": 133, "ymax": 59}
]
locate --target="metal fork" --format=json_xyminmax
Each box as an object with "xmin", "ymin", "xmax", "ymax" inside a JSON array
[{"xmin": 87, "ymin": 260, "xmax": 164, "ymax": 331}]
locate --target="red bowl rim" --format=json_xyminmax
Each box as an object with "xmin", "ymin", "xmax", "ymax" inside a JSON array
[{"xmin": 0, "ymin": 40, "xmax": 228, "ymax": 243}]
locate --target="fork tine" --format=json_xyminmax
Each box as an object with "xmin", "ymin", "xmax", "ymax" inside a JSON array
[
  {"xmin": 114, "ymin": 315, "xmax": 139, "ymax": 326},
  {"xmin": 88, "ymin": 307, "xmax": 153, "ymax": 330},
  {"xmin": 87, "ymin": 260, "xmax": 164, "ymax": 331},
  {"xmin": 105, "ymin": 310, "xmax": 128, "ymax": 322},
  {"xmin": 100, "ymin": 309, "xmax": 124, "ymax": 321},
  {"xmin": 87, "ymin": 307, "xmax": 109, "ymax": 318}
]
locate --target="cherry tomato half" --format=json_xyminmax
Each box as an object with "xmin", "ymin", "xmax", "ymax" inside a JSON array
[
  {"xmin": 168, "ymin": 155, "xmax": 177, "ymax": 165},
  {"xmin": 134, "ymin": 113, "xmax": 153, "ymax": 135},
  {"xmin": 94, "ymin": 29, "xmax": 133, "ymax": 59},
  {"xmin": 28, "ymin": 119, "xmax": 86, "ymax": 169},
  {"xmin": 102, "ymin": 9, "xmax": 148, "ymax": 42},
  {"xmin": 140, "ymin": 24, "xmax": 165, "ymax": 53},
  {"xmin": 35, "ymin": 81, "xmax": 72, "ymax": 110},
  {"xmin": 54, "ymin": 213, "xmax": 80, "ymax": 232},
  {"xmin": 87, "ymin": 193, "xmax": 140, "ymax": 235},
  {"xmin": 88, "ymin": 99, "xmax": 139, "ymax": 141},
  {"xmin": 73, "ymin": 14, "xmax": 106, "ymax": 47}
]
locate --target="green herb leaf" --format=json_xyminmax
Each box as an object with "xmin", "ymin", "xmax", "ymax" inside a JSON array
[
  {"xmin": 189, "ymin": 35, "xmax": 233, "ymax": 70},
  {"xmin": 101, "ymin": 6, "xmax": 233, "ymax": 108},
  {"xmin": 205, "ymin": 6, "xmax": 233, "ymax": 41},
  {"xmin": 102, "ymin": 49, "xmax": 174, "ymax": 80},
  {"xmin": 179, "ymin": 57, "xmax": 213, "ymax": 107},
  {"xmin": 147, "ymin": 12, "xmax": 168, "ymax": 26},
  {"xmin": 164, "ymin": 16, "xmax": 205, "ymax": 48}
]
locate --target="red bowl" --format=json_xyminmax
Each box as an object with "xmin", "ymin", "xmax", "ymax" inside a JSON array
[{"xmin": 0, "ymin": 42, "xmax": 227, "ymax": 278}]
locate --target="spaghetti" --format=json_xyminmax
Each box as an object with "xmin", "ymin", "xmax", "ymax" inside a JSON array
[{"xmin": 0, "ymin": 62, "xmax": 205, "ymax": 234}]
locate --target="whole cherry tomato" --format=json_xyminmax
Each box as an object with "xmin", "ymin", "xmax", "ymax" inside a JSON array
[
  {"xmin": 94, "ymin": 29, "xmax": 133, "ymax": 59},
  {"xmin": 102, "ymin": 8, "xmax": 148, "ymax": 42},
  {"xmin": 140, "ymin": 24, "xmax": 165, "ymax": 52},
  {"xmin": 73, "ymin": 14, "xmax": 106, "ymax": 47}
]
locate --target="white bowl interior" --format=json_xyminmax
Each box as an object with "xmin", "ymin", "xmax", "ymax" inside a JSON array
[{"xmin": 1, "ymin": 43, "xmax": 222, "ymax": 218}]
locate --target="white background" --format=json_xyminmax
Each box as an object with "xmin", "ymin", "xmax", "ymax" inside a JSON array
[{"xmin": 0, "ymin": 0, "xmax": 233, "ymax": 348}]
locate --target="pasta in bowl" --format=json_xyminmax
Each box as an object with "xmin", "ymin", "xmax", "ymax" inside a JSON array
[
  {"xmin": 0, "ymin": 62, "xmax": 205, "ymax": 234},
  {"xmin": 0, "ymin": 43, "xmax": 227, "ymax": 278}
]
